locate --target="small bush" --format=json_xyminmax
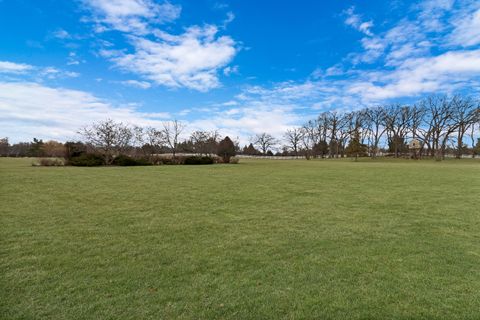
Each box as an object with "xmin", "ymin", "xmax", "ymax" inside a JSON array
[
  {"xmin": 112, "ymin": 155, "xmax": 151, "ymax": 166},
  {"xmin": 184, "ymin": 156, "xmax": 214, "ymax": 165},
  {"xmin": 229, "ymin": 157, "xmax": 240, "ymax": 164},
  {"xmin": 69, "ymin": 154, "xmax": 105, "ymax": 166},
  {"xmin": 32, "ymin": 158, "xmax": 65, "ymax": 166}
]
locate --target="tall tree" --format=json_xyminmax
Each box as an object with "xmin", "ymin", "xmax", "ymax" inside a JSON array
[
  {"xmin": 284, "ymin": 128, "xmax": 303, "ymax": 157},
  {"xmin": 451, "ymin": 96, "xmax": 478, "ymax": 158},
  {"xmin": 253, "ymin": 133, "xmax": 277, "ymax": 155},
  {"xmin": 161, "ymin": 120, "xmax": 185, "ymax": 160},
  {"xmin": 217, "ymin": 136, "xmax": 236, "ymax": 163},
  {"xmin": 365, "ymin": 107, "xmax": 387, "ymax": 158}
]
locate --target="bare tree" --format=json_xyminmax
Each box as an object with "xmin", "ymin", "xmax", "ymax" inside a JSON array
[
  {"xmin": 469, "ymin": 121, "xmax": 479, "ymax": 158},
  {"xmin": 143, "ymin": 127, "xmax": 164, "ymax": 158},
  {"xmin": 253, "ymin": 133, "xmax": 278, "ymax": 155},
  {"xmin": 365, "ymin": 107, "xmax": 387, "ymax": 158},
  {"xmin": 161, "ymin": 120, "xmax": 185, "ymax": 160},
  {"xmin": 327, "ymin": 111, "xmax": 341, "ymax": 158},
  {"xmin": 383, "ymin": 104, "xmax": 414, "ymax": 157},
  {"xmin": 421, "ymin": 96, "xmax": 459, "ymax": 160},
  {"xmin": 451, "ymin": 96, "xmax": 478, "ymax": 158},
  {"xmin": 190, "ymin": 130, "xmax": 220, "ymax": 156},
  {"xmin": 284, "ymin": 128, "xmax": 303, "ymax": 157},
  {"xmin": 79, "ymin": 119, "xmax": 133, "ymax": 164}
]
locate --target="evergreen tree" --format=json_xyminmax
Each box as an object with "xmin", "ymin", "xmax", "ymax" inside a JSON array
[{"xmin": 217, "ymin": 136, "xmax": 236, "ymax": 163}]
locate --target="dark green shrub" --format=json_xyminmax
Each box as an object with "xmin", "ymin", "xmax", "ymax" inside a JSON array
[
  {"xmin": 64, "ymin": 141, "xmax": 87, "ymax": 160},
  {"xmin": 217, "ymin": 136, "xmax": 236, "ymax": 163},
  {"xmin": 112, "ymin": 155, "xmax": 151, "ymax": 166},
  {"xmin": 69, "ymin": 154, "xmax": 105, "ymax": 166},
  {"xmin": 184, "ymin": 156, "xmax": 214, "ymax": 165}
]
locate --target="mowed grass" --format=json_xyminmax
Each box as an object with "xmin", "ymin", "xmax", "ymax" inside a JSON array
[{"xmin": 1, "ymin": 157, "xmax": 480, "ymax": 319}]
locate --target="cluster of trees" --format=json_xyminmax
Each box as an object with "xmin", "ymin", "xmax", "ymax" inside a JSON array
[
  {"xmin": 0, "ymin": 119, "xmax": 238, "ymax": 165},
  {"xmin": 273, "ymin": 95, "xmax": 479, "ymax": 160},
  {"xmin": 77, "ymin": 119, "xmax": 237, "ymax": 164},
  {"xmin": 1, "ymin": 95, "xmax": 479, "ymax": 162},
  {"xmin": 0, "ymin": 138, "xmax": 65, "ymax": 158}
]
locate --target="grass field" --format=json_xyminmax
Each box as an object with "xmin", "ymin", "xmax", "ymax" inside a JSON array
[{"xmin": 1, "ymin": 157, "xmax": 480, "ymax": 319}]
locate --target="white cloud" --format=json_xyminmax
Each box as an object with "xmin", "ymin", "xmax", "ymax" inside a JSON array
[
  {"xmin": 223, "ymin": 65, "xmax": 238, "ymax": 76},
  {"xmin": 0, "ymin": 61, "xmax": 34, "ymax": 74},
  {"xmin": 37, "ymin": 67, "xmax": 80, "ymax": 79},
  {"xmin": 449, "ymin": 7, "xmax": 480, "ymax": 47},
  {"xmin": 103, "ymin": 25, "xmax": 237, "ymax": 91},
  {"xmin": 416, "ymin": 0, "xmax": 454, "ymax": 32},
  {"xmin": 222, "ymin": 11, "xmax": 235, "ymax": 27},
  {"xmin": 350, "ymin": 49, "xmax": 480, "ymax": 100},
  {"xmin": 189, "ymin": 102, "xmax": 303, "ymax": 145},
  {"xmin": 344, "ymin": 6, "xmax": 374, "ymax": 36},
  {"xmin": 0, "ymin": 82, "xmax": 168, "ymax": 142},
  {"xmin": 84, "ymin": 0, "xmax": 181, "ymax": 34},
  {"xmin": 120, "ymin": 79, "xmax": 152, "ymax": 89},
  {"xmin": 52, "ymin": 28, "xmax": 71, "ymax": 39},
  {"xmin": 84, "ymin": 1, "xmax": 238, "ymax": 91}
]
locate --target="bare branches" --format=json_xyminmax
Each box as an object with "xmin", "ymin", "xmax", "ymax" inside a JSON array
[
  {"xmin": 253, "ymin": 133, "xmax": 278, "ymax": 155},
  {"xmin": 79, "ymin": 119, "xmax": 133, "ymax": 164},
  {"xmin": 284, "ymin": 128, "xmax": 303, "ymax": 156},
  {"xmin": 161, "ymin": 120, "xmax": 185, "ymax": 159}
]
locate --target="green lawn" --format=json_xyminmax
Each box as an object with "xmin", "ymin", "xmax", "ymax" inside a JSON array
[{"xmin": 1, "ymin": 157, "xmax": 480, "ymax": 319}]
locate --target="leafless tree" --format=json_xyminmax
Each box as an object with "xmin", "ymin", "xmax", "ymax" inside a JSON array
[
  {"xmin": 383, "ymin": 104, "xmax": 414, "ymax": 157},
  {"xmin": 284, "ymin": 128, "xmax": 303, "ymax": 157},
  {"xmin": 143, "ymin": 127, "xmax": 164, "ymax": 158},
  {"xmin": 365, "ymin": 107, "xmax": 387, "ymax": 158},
  {"xmin": 79, "ymin": 119, "xmax": 133, "ymax": 164},
  {"xmin": 190, "ymin": 130, "xmax": 220, "ymax": 156},
  {"xmin": 451, "ymin": 96, "xmax": 478, "ymax": 158},
  {"xmin": 327, "ymin": 111, "xmax": 342, "ymax": 158},
  {"xmin": 161, "ymin": 120, "xmax": 185, "ymax": 160},
  {"xmin": 420, "ymin": 96, "xmax": 458, "ymax": 159},
  {"xmin": 469, "ymin": 121, "xmax": 479, "ymax": 158},
  {"xmin": 253, "ymin": 133, "xmax": 278, "ymax": 155}
]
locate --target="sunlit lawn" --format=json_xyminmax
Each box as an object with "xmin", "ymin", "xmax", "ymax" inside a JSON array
[{"xmin": 1, "ymin": 157, "xmax": 480, "ymax": 319}]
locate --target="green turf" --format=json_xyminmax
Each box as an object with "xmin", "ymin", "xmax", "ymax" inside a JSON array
[{"xmin": 1, "ymin": 157, "xmax": 480, "ymax": 319}]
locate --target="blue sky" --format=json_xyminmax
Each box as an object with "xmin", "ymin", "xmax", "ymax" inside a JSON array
[{"xmin": 1, "ymin": 0, "xmax": 480, "ymax": 142}]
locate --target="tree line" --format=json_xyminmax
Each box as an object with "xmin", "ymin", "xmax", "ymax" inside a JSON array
[
  {"xmin": 1, "ymin": 95, "xmax": 479, "ymax": 162},
  {"xmin": 279, "ymin": 95, "xmax": 480, "ymax": 160}
]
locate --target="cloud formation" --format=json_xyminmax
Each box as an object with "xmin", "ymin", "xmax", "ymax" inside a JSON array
[
  {"xmin": 102, "ymin": 25, "xmax": 237, "ymax": 91},
  {"xmin": 0, "ymin": 81, "xmax": 168, "ymax": 142},
  {"xmin": 85, "ymin": 0, "xmax": 181, "ymax": 34},
  {"xmin": 0, "ymin": 61, "xmax": 34, "ymax": 74},
  {"xmin": 84, "ymin": 0, "xmax": 238, "ymax": 91}
]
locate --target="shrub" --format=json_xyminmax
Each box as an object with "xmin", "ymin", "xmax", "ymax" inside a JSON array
[
  {"xmin": 68, "ymin": 154, "xmax": 105, "ymax": 166},
  {"xmin": 112, "ymin": 155, "xmax": 151, "ymax": 166},
  {"xmin": 184, "ymin": 156, "xmax": 214, "ymax": 165},
  {"xmin": 32, "ymin": 158, "xmax": 65, "ymax": 166},
  {"xmin": 64, "ymin": 141, "xmax": 87, "ymax": 160},
  {"xmin": 229, "ymin": 157, "xmax": 240, "ymax": 164}
]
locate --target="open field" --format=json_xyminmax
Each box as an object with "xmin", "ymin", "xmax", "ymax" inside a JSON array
[{"xmin": 1, "ymin": 157, "xmax": 480, "ymax": 319}]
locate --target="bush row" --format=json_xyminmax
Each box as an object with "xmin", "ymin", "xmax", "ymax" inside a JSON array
[{"xmin": 33, "ymin": 154, "xmax": 240, "ymax": 167}]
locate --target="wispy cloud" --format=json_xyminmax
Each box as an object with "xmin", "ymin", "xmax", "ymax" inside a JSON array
[
  {"xmin": 0, "ymin": 61, "xmax": 34, "ymax": 74},
  {"xmin": 343, "ymin": 6, "xmax": 374, "ymax": 36},
  {"xmin": 120, "ymin": 79, "xmax": 152, "ymax": 89},
  {"xmin": 84, "ymin": 0, "xmax": 181, "ymax": 34}
]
